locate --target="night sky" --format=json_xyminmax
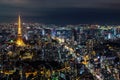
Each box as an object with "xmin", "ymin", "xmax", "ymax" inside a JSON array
[{"xmin": 0, "ymin": 0, "xmax": 120, "ymax": 25}]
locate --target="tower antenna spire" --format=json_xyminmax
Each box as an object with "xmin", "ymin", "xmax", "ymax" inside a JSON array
[{"xmin": 16, "ymin": 15, "xmax": 25, "ymax": 46}]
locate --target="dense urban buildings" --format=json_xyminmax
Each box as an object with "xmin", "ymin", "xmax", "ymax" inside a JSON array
[
  {"xmin": 0, "ymin": 15, "xmax": 119, "ymax": 80},
  {"xmin": 1, "ymin": 0, "xmax": 120, "ymax": 80}
]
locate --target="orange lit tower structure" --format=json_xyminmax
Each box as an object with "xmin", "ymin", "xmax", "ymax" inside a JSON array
[{"xmin": 16, "ymin": 15, "xmax": 25, "ymax": 46}]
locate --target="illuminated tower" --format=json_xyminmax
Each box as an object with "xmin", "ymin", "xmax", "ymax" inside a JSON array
[{"xmin": 16, "ymin": 15, "xmax": 25, "ymax": 46}]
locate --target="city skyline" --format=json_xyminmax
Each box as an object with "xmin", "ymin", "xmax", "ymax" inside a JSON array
[
  {"xmin": 0, "ymin": 5, "xmax": 119, "ymax": 79},
  {"xmin": 0, "ymin": 0, "xmax": 120, "ymax": 25}
]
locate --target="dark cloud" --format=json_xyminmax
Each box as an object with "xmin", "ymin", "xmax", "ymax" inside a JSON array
[
  {"xmin": 1, "ymin": 0, "xmax": 120, "ymax": 8},
  {"xmin": 0, "ymin": 0, "xmax": 120, "ymax": 24}
]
